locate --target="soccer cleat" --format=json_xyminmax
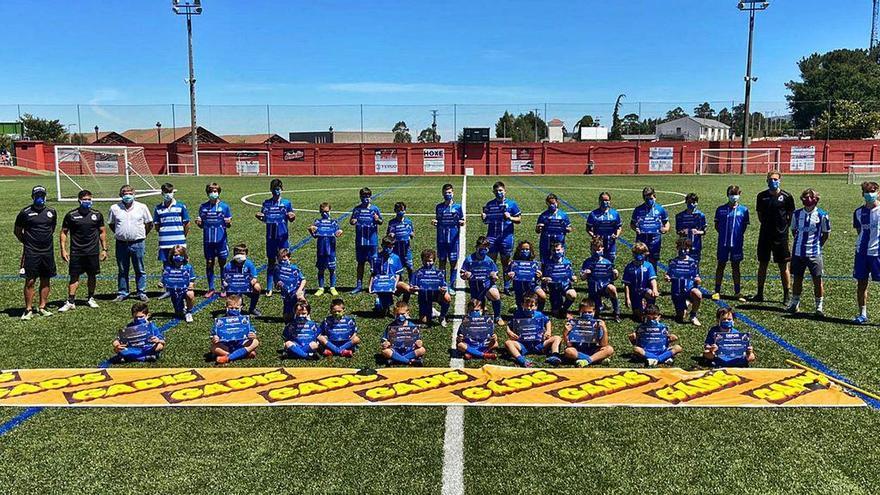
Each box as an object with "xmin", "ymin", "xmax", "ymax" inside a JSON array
[
  {"xmin": 20, "ymin": 310, "xmax": 34, "ymax": 321},
  {"xmin": 340, "ymin": 349, "xmax": 354, "ymax": 358},
  {"xmin": 204, "ymin": 290, "xmax": 215, "ymax": 299},
  {"xmin": 432, "ymin": 308, "xmax": 441, "ymax": 318},
  {"xmin": 136, "ymin": 293, "xmax": 149, "ymax": 302},
  {"xmin": 613, "ymin": 314, "xmax": 621, "ymax": 323},
  {"xmin": 143, "ymin": 355, "xmax": 158, "ymax": 363},
  {"xmin": 523, "ymin": 360, "xmax": 535, "ymax": 368},
  {"xmin": 784, "ymin": 302, "xmax": 799, "ymax": 314},
  {"xmin": 410, "ymin": 358, "xmax": 424, "ymax": 367},
  {"xmin": 87, "ymin": 297, "xmax": 99, "ymax": 309},
  {"xmin": 711, "ymin": 293, "xmax": 721, "ymax": 301},
  {"xmin": 314, "ymin": 287, "xmax": 326, "ymax": 297},
  {"xmin": 37, "ymin": 307, "xmax": 53, "ymax": 317},
  {"xmin": 482, "ymin": 352, "xmax": 497, "ymax": 360},
  {"xmin": 495, "ymin": 317, "xmax": 506, "ymax": 326},
  {"xmin": 734, "ymin": 293, "xmax": 747, "ymax": 303},
  {"xmin": 447, "ymin": 287, "xmax": 456, "ymax": 296},
  {"xmin": 323, "ymin": 349, "xmax": 334, "ymax": 357},
  {"xmin": 690, "ymin": 317, "xmax": 701, "ymax": 327},
  {"xmin": 329, "ymin": 287, "xmax": 339, "ymax": 296},
  {"xmin": 815, "ymin": 308, "xmax": 825, "ymax": 317},
  {"xmin": 350, "ymin": 286, "xmax": 364, "ymax": 295},
  {"xmin": 546, "ymin": 355, "xmax": 562, "ymax": 366},
  {"xmin": 58, "ymin": 301, "xmax": 76, "ymax": 313},
  {"xmin": 112, "ymin": 295, "xmax": 127, "ymax": 303},
  {"xmin": 185, "ymin": 313, "xmax": 194, "ymax": 323},
  {"xmin": 158, "ymin": 291, "xmax": 171, "ymax": 300},
  {"xmin": 782, "ymin": 295, "xmax": 792, "ymax": 307},
  {"xmin": 646, "ymin": 358, "xmax": 659, "ymax": 366},
  {"xmin": 439, "ymin": 318, "xmax": 448, "ymax": 328},
  {"xmin": 247, "ymin": 351, "xmax": 257, "ymax": 359},
  {"xmin": 853, "ymin": 315, "xmax": 869, "ymax": 325},
  {"xmin": 216, "ymin": 356, "xmax": 230, "ymax": 364},
  {"xmin": 576, "ymin": 359, "xmax": 590, "ymax": 368},
  {"xmin": 219, "ymin": 292, "xmax": 227, "ymax": 298},
  {"xmin": 157, "ymin": 281, "xmax": 165, "ymax": 289},
  {"xmin": 250, "ymin": 308, "xmax": 263, "ymax": 317},
  {"xmin": 749, "ymin": 294, "xmax": 764, "ymax": 303},
  {"xmin": 664, "ymin": 357, "xmax": 675, "ymax": 365},
  {"xmin": 265, "ymin": 289, "xmax": 273, "ymax": 298},
  {"xmin": 464, "ymin": 353, "xmax": 475, "ymax": 360}
]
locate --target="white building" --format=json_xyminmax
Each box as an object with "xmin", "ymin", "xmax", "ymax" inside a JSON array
[
  {"xmin": 656, "ymin": 117, "xmax": 731, "ymax": 141},
  {"xmin": 547, "ymin": 118, "xmax": 565, "ymax": 143}
]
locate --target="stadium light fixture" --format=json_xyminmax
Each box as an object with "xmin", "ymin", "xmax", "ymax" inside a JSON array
[
  {"xmin": 737, "ymin": 0, "xmax": 769, "ymax": 174},
  {"xmin": 172, "ymin": 0, "xmax": 202, "ymax": 175}
]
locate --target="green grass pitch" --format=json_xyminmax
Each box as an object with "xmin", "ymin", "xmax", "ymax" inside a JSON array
[{"xmin": 1, "ymin": 174, "xmax": 880, "ymax": 494}]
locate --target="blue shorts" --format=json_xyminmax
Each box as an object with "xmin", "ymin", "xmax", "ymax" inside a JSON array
[
  {"xmin": 854, "ymin": 255, "xmax": 880, "ymax": 281},
  {"xmin": 418, "ymin": 290, "xmax": 445, "ymax": 317},
  {"xmin": 487, "ymin": 234, "xmax": 514, "ymax": 257},
  {"xmin": 395, "ymin": 248, "xmax": 413, "ymax": 270},
  {"xmin": 717, "ymin": 244, "xmax": 744, "ymax": 263},
  {"xmin": 469, "ymin": 281, "xmax": 495, "ymax": 301},
  {"xmin": 671, "ymin": 293, "xmax": 689, "ymax": 313},
  {"xmin": 204, "ymin": 242, "xmax": 228, "ymax": 260},
  {"xmin": 588, "ymin": 282, "xmax": 610, "ymax": 298},
  {"xmin": 282, "ymin": 294, "xmax": 299, "ymax": 315},
  {"xmin": 266, "ymin": 237, "xmax": 290, "ymax": 261},
  {"xmin": 316, "ymin": 255, "xmax": 337, "ymax": 270},
  {"xmin": 519, "ymin": 341, "xmax": 545, "ymax": 356},
  {"xmin": 636, "ymin": 233, "xmax": 662, "ymax": 258},
  {"xmin": 437, "ymin": 242, "xmax": 459, "ymax": 262},
  {"xmin": 221, "ymin": 339, "xmax": 250, "ymax": 352},
  {"xmin": 356, "ymin": 245, "xmax": 378, "ymax": 263},
  {"xmin": 630, "ymin": 294, "xmax": 655, "ymax": 312}
]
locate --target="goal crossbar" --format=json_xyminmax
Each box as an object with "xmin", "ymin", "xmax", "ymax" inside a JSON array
[{"xmin": 698, "ymin": 147, "xmax": 781, "ymax": 175}]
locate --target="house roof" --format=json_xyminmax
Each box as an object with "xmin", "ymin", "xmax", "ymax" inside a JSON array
[
  {"xmin": 120, "ymin": 126, "xmax": 227, "ymax": 144},
  {"xmin": 661, "ymin": 117, "xmax": 730, "ymax": 129},
  {"xmin": 221, "ymin": 134, "xmax": 289, "ymax": 144},
  {"xmin": 91, "ymin": 131, "xmax": 134, "ymax": 145},
  {"xmin": 548, "ymin": 118, "xmax": 564, "ymax": 127}
]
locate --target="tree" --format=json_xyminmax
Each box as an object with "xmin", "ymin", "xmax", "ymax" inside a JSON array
[
  {"xmin": 815, "ymin": 100, "xmax": 880, "ymax": 139},
  {"xmin": 609, "ymin": 94, "xmax": 625, "ymax": 140},
  {"xmin": 693, "ymin": 102, "xmax": 716, "ymax": 119},
  {"xmin": 19, "ymin": 114, "xmax": 67, "ymax": 143},
  {"xmin": 495, "ymin": 111, "xmax": 516, "ymax": 139},
  {"xmin": 717, "ymin": 108, "xmax": 733, "ymax": 126},
  {"xmin": 621, "ymin": 113, "xmax": 641, "ymax": 135},
  {"xmin": 392, "ymin": 121, "xmax": 412, "ymax": 143},
  {"xmin": 417, "ymin": 127, "xmax": 440, "ymax": 143},
  {"xmin": 493, "ymin": 111, "xmax": 547, "ymax": 142},
  {"xmin": 786, "ymin": 47, "xmax": 880, "ymax": 129},
  {"xmin": 664, "ymin": 107, "xmax": 688, "ymax": 121}
]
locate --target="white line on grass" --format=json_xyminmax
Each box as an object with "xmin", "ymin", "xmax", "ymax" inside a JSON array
[{"xmin": 442, "ymin": 173, "xmax": 467, "ymax": 495}]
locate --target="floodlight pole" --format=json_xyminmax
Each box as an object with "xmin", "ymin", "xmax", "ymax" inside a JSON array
[
  {"xmin": 174, "ymin": 1, "xmax": 202, "ymax": 175},
  {"xmin": 738, "ymin": 1, "xmax": 768, "ymax": 174}
]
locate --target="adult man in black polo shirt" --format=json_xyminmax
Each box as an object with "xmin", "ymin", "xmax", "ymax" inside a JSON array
[
  {"xmin": 754, "ymin": 171, "xmax": 795, "ymax": 304},
  {"xmin": 14, "ymin": 185, "xmax": 57, "ymax": 320},
  {"xmin": 59, "ymin": 189, "xmax": 108, "ymax": 312}
]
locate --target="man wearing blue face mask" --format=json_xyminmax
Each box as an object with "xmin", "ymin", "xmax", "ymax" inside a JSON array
[
  {"xmin": 852, "ymin": 181, "xmax": 880, "ymax": 324},
  {"xmin": 754, "ymin": 171, "xmax": 795, "ymax": 304},
  {"xmin": 59, "ymin": 189, "xmax": 107, "ymax": 313},
  {"xmin": 15, "ymin": 185, "xmax": 58, "ymax": 320},
  {"xmin": 482, "ymin": 181, "xmax": 522, "ymax": 292},
  {"xmin": 256, "ymin": 178, "xmax": 295, "ymax": 296},
  {"xmin": 108, "ymin": 184, "xmax": 154, "ymax": 302},
  {"xmin": 712, "ymin": 185, "xmax": 750, "ymax": 302},
  {"xmin": 630, "ymin": 186, "xmax": 670, "ymax": 267},
  {"xmin": 586, "ymin": 192, "xmax": 623, "ymax": 263},
  {"xmin": 536, "ymin": 193, "xmax": 572, "ymax": 266}
]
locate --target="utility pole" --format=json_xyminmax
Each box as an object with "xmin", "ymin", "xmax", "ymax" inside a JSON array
[
  {"xmin": 738, "ymin": 1, "xmax": 769, "ymax": 174},
  {"xmin": 431, "ymin": 109, "xmax": 438, "ymax": 143},
  {"xmin": 173, "ymin": 0, "xmax": 202, "ymax": 174},
  {"xmin": 533, "ymin": 108, "xmax": 541, "ymax": 142}
]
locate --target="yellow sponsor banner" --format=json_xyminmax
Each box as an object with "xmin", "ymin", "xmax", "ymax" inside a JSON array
[{"xmin": 0, "ymin": 366, "xmax": 865, "ymax": 408}]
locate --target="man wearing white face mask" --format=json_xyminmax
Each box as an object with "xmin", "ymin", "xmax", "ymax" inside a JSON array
[{"xmin": 108, "ymin": 184, "xmax": 153, "ymax": 302}]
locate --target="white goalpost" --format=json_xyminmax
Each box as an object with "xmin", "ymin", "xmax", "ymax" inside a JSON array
[
  {"xmin": 166, "ymin": 150, "xmax": 271, "ymax": 176},
  {"xmin": 847, "ymin": 164, "xmax": 880, "ymax": 184},
  {"xmin": 697, "ymin": 148, "xmax": 781, "ymax": 175},
  {"xmin": 54, "ymin": 145, "xmax": 162, "ymax": 202}
]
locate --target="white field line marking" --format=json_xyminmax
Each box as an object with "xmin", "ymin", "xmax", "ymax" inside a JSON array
[{"xmin": 442, "ymin": 173, "xmax": 467, "ymax": 495}]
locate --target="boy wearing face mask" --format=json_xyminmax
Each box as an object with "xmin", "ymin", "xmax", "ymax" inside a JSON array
[
  {"xmin": 211, "ymin": 294, "xmax": 259, "ymax": 364},
  {"xmin": 787, "ymin": 189, "xmax": 830, "ymax": 315},
  {"xmin": 507, "ymin": 240, "xmax": 546, "ymax": 312},
  {"xmin": 108, "ymin": 184, "xmax": 154, "ymax": 303},
  {"xmin": 666, "ymin": 237, "xmax": 702, "ymax": 326},
  {"xmin": 381, "ymin": 301, "xmax": 425, "ymax": 366},
  {"xmin": 59, "ymin": 189, "xmax": 107, "ymax": 313},
  {"xmin": 754, "ymin": 171, "xmax": 795, "ymax": 304},
  {"xmin": 433, "ymin": 183, "xmax": 465, "ymax": 294},
  {"xmin": 318, "ymin": 299, "xmax": 360, "ymax": 357},
  {"xmin": 222, "ymin": 244, "xmax": 263, "ymax": 317},
  {"xmin": 350, "ymin": 187, "xmax": 383, "ymax": 294},
  {"xmin": 282, "ymin": 301, "xmax": 321, "ymax": 360},
  {"xmin": 622, "ymin": 242, "xmax": 658, "ymax": 322},
  {"xmin": 274, "ymin": 248, "xmax": 307, "ymax": 322},
  {"xmin": 457, "ymin": 299, "xmax": 498, "ymax": 360},
  {"xmin": 712, "ymin": 185, "xmax": 750, "ymax": 302},
  {"xmin": 586, "ymin": 192, "xmax": 623, "ymax": 263},
  {"xmin": 505, "ymin": 294, "xmax": 563, "ymax": 367},
  {"xmin": 195, "ymin": 182, "xmax": 232, "ymax": 298},
  {"xmin": 852, "ymin": 181, "xmax": 880, "ymax": 324},
  {"xmin": 536, "ymin": 194, "xmax": 572, "ymax": 265},
  {"xmin": 112, "ymin": 302, "xmax": 165, "ymax": 363},
  {"xmin": 256, "ymin": 179, "xmax": 295, "ymax": 296},
  {"xmin": 481, "ymin": 181, "xmax": 522, "ymax": 293},
  {"xmin": 629, "ymin": 304, "xmax": 681, "ymax": 367},
  {"xmin": 410, "ymin": 249, "xmax": 451, "ymax": 326},
  {"xmin": 161, "ymin": 245, "xmax": 196, "ymax": 323},
  {"xmin": 154, "ymin": 183, "xmax": 190, "ymax": 301},
  {"xmin": 387, "ymin": 201, "xmax": 415, "ymax": 278},
  {"xmin": 461, "ymin": 236, "xmax": 505, "ymax": 324},
  {"xmin": 581, "ymin": 237, "xmax": 620, "ymax": 322},
  {"xmin": 542, "ymin": 241, "xmax": 577, "ymax": 317},
  {"xmin": 370, "ymin": 236, "xmax": 408, "ymax": 315},
  {"xmin": 308, "ymin": 202, "xmax": 344, "ymax": 297},
  {"xmin": 564, "ymin": 299, "xmax": 614, "ymax": 367},
  {"xmin": 675, "ymin": 193, "xmax": 707, "ymax": 267},
  {"xmin": 703, "ymin": 307, "xmax": 755, "ymax": 367},
  {"xmin": 630, "ymin": 187, "xmax": 670, "ymax": 267}
]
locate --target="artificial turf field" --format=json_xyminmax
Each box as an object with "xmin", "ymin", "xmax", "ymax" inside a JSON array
[{"xmin": 1, "ymin": 173, "xmax": 880, "ymax": 494}]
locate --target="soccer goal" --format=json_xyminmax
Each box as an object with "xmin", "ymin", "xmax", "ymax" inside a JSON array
[
  {"xmin": 196, "ymin": 150, "xmax": 271, "ymax": 176},
  {"xmin": 847, "ymin": 164, "xmax": 880, "ymax": 184},
  {"xmin": 697, "ymin": 148, "xmax": 781, "ymax": 175},
  {"xmin": 54, "ymin": 146, "xmax": 162, "ymax": 202}
]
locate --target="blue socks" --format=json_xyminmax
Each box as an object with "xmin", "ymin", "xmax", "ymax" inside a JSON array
[
  {"xmin": 657, "ymin": 350, "xmax": 674, "ymax": 363},
  {"xmin": 324, "ymin": 340, "xmax": 342, "ymax": 354},
  {"xmin": 228, "ymin": 347, "xmax": 249, "ymax": 361},
  {"xmin": 611, "ymin": 297, "xmax": 620, "ymax": 315},
  {"xmin": 390, "ymin": 349, "xmax": 410, "ymax": 364},
  {"xmin": 465, "ymin": 345, "xmax": 485, "ymax": 358},
  {"xmin": 317, "ymin": 270, "xmax": 325, "ymax": 287},
  {"xmin": 266, "ymin": 267, "xmax": 275, "ymax": 291},
  {"xmin": 206, "ymin": 267, "xmax": 215, "ymax": 291},
  {"xmin": 249, "ymin": 293, "xmax": 259, "ymax": 312},
  {"xmin": 734, "ymin": 283, "xmax": 741, "ymax": 294},
  {"xmin": 492, "ymin": 299, "xmax": 502, "ymax": 320},
  {"xmin": 577, "ymin": 352, "xmax": 592, "ymax": 363},
  {"xmin": 329, "ymin": 270, "xmax": 337, "ymax": 287},
  {"xmin": 285, "ymin": 343, "xmax": 310, "ymax": 359},
  {"xmin": 515, "ymin": 355, "xmax": 527, "ymax": 366}
]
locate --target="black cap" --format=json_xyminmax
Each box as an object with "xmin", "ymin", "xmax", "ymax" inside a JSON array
[{"xmin": 31, "ymin": 185, "xmax": 47, "ymax": 197}]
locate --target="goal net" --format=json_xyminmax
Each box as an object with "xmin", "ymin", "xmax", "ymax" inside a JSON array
[
  {"xmin": 697, "ymin": 148, "xmax": 780, "ymax": 175},
  {"xmin": 54, "ymin": 146, "xmax": 161, "ymax": 202},
  {"xmin": 847, "ymin": 164, "xmax": 880, "ymax": 185},
  {"xmin": 196, "ymin": 150, "xmax": 271, "ymax": 176}
]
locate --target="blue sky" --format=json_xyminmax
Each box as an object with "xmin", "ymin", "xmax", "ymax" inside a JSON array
[{"xmin": 0, "ymin": 0, "xmax": 871, "ymax": 134}]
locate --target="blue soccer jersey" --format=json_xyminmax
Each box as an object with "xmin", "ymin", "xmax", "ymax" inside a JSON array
[
  {"xmin": 715, "ymin": 203, "xmax": 750, "ymax": 249},
  {"xmin": 387, "ymin": 217, "xmax": 414, "ymax": 266},
  {"xmin": 312, "ymin": 217, "xmax": 340, "ymax": 259},
  {"xmin": 537, "ymin": 209, "xmax": 571, "ymax": 261},
  {"xmin": 632, "ymin": 203, "xmax": 669, "ymax": 234},
  {"xmin": 581, "ymin": 254, "xmax": 615, "ymax": 295},
  {"xmin": 675, "ymin": 208, "xmax": 707, "ymax": 258},
  {"xmin": 435, "ymin": 201, "xmax": 464, "ymax": 247},
  {"xmin": 321, "ymin": 315, "xmax": 358, "ymax": 342},
  {"xmin": 483, "ymin": 198, "xmax": 521, "ymax": 238},
  {"xmin": 636, "ymin": 320, "xmax": 670, "ymax": 354},
  {"xmin": 283, "ymin": 318, "xmax": 321, "ymax": 345},
  {"xmin": 274, "ymin": 261, "xmax": 304, "ymax": 296},
  {"xmin": 198, "ymin": 200, "xmax": 232, "ymax": 245},
  {"xmin": 458, "ymin": 314, "xmax": 496, "ymax": 348},
  {"xmin": 509, "ymin": 309, "xmax": 550, "ymax": 346},
  {"xmin": 154, "ymin": 200, "xmax": 190, "ymax": 251},
  {"xmin": 461, "ymin": 254, "xmax": 498, "ymax": 285},
  {"xmin": 212, "ymin": 314, "xmax": 255, "ymax": 347},
  {"xmin": 118, "ymin": 319, "xmax": 164, "ymax": 348},
  {"xmin": 372, "ymin": 252, "xmax": 404, "ymax": 277},
  {"xmin": 162, "ymin": 263, "xmax": 196, "ymax": 290},
  {"xmin": 622, "ymin": 260, "xmax": 657, "ymax": 297},
  {"xmin": 383, "ymin": 320, "xmax": 421, "ymax": 352},
  {"xmin": 792, "ymin": 207, "xmax": 830, "ymax": 258},
  {"xmin": 544, "ymin": 257, "xmax": 574, "ymax": 287},
  {"xmin": 351, "ymin": 204, "xmax": 383, "ymax": 247},
  {"xmin": 222, "ymin": 259, "xmax": 258, "ymax": 294},
  {"xmin": 586, "ymin": 207, "xmax": 623, "ymax": 259},
  {"xmin": 261, "ymin": 197, "xmax": 294, "ymax": 241},
  {"xmin": 666, "ymin": 255, "xmax": 699, "ymax": 297}
]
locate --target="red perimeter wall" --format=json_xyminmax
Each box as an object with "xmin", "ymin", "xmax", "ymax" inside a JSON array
[{"xmin": 13, "ymin": 139, "xmax": 880, "ymax": 176}]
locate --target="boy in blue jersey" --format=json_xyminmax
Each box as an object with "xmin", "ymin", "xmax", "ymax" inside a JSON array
[
  {"xmin": 350, "ymin": 187, "xmax": 383, "ymax": 294},
  {"xmin": 712, "ymin": 185, "xmax": 750, "ymax": 302},
  {"xmin": 506, "ymin": 240, "xmax": 547, "ymax": 312},
  {"xmin": 586, "ymin": 192, "xmax": 623, "ymax": 263},
  {"xmin": 456, "ymin": 298, "xmax": 499, "ymax": 360},
  {"xmin": 433, "ymin": 183, "xmax": 465, "ymax": 294},
  {"xmin": 852, "ymin": 181, "xmax": 880, "ymax": 323},
  {"xmin": 318, "ymin": 298, "xmax": 360, "ymax": 357},
  {"xmin": 628, "ymin": 304, "xmax": 682, "ymax": 367},
  {"xmin": 461, "ymin": 236, "xmax": 505, "ymax": 324},
  {"xmin": 273, "ymin": 248, "xmax": 307, "ymax": 322},
  {"xmin": 211, "ymin": 294, "xmax": 259, "ymax": 364},
  {"xmin": 160, "ymin": 245, "xmax": 196, "ymax": 323},
  {"xmin": 542, "ymin": 241, "xmax": 578, "ymax": 317},
  {"xmin": 410, "ymin": 249, "xmax": 451, "ymax": 327},
  {"xmin": 563, "ymin": 299, "xmax": 615, "ymax": 367},
  {"xmin": 675, "ymin": 193, "xmax": 707, "ymax": 266},
  {"xmin": 309, "ymin": 202, "xmax": 343, "ymax": 297},
  {"xmin": 787, "ymin": 189, "xmax": 831, "ymax": 315},
  {"xmin": 154, "ymin": 183, "xmax": 190, "ymax": 299},
  {"xmin": 222, "ymin": 244, "xmax": 262, "ymax": 317},
  {"xmin": 703, "ymin": 307, "xmax": 755, "ymax": 367},
  {"xmin": 256, "ymin": 178, "xmax": 296, "ymax": 297},
  {"xmin": 482, "ymin": 181, "xmax": 522, "ymax": 292},
  {"xmin": 381, "ymin": 301, "xmax": 426, "ymax": 366},
  {"xmin": 665, "ymin": 237, "xmax": 702, "ymax": 326},
  {"xmin": 504, "ymin": 294, "xmax": 563, "ymax": 367},
  {"xmin": 580, "ymin": 237, "xmax": 620, "ymax": 322},
  {"xmin": 111, "ymin": 302, "xmax": 165, "ymax": 363},
  {"xmin": 387, "ymin": 201, "xmax": 415, "ymax": 277},
  {"xmin": 195, "ymin": 182, "xmax": 232, "ymax": 298},
  {"xmin": 622, "ymin": 242, "xmax": 659, "ymax": 322},
  {"xmin": 630, "ymin": 187, "xmax": 670, "ymax": 267},
  {"xmin": 282, "ymin": 301, "xmax": 321, "ymax": 360},
  {"xmin": 370, "ymin": 235, "xmax": 409, "ymax": 315},
  {"xmin": 536, "ymin": 194, "xmax": 572, "ymax": 265}
]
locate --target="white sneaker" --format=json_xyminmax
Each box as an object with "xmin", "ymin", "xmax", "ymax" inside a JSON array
[
  {"xmin": 432, "ymin": 308, "xmax": 441, "ymax": 318},
  {"xmin": 690, "ymin": 316, "xmax": 701, "ymax": 327},
  {"xmin": 185, "ymin": 312, "xmax": 193, "ymax": 323},
  {"xmin": 58, "ymin": 301, "xmax": 76, "ymax": 313},
  {"xmin": 646, "ymin": 358, "xmax": 658, "ymax": 367},
  {"xmin": 87, "ymin": 297, "xmax": 99, "ymax": 309}
]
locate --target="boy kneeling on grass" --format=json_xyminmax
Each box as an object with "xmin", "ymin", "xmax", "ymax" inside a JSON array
[
  {"xmin": 222, "ymin": 243, "xmax": 262, "ymax": 317},
  {"xmin": 318, "ymin": 298, "xmax": 360, "ymax": 357},
  {"xmin": 563, "ymin": 298, "xmax": 614, "ymax": 367},
  {"xmin": 112, "ymin": 302, "xmax": 165, "ymax": 363},
  {"xmin": 211, "ymin": 294, "xmax": 259, "ymax": 364},
  {"xmin": 283, "ymin": 300, "xmax": 321, "ymax": 360},
  {"xmin": 628, "ymin": 304, "xmax": 681, "ymax": 367},
  {"xmin": 505, "ymin": 294, "xmax": 562, "ymax": 367},
  {"xmin": 380, "ymin": 300, "xmax": 425, "ymax": 366},
  {"xmin": 161, "ymin": 245, "xmax": 196, "ymax": 323},
  {"xmin": 703, "ymin": 307, "xmax": 755, "ymax": 367},
  {"xmin": 456, "ymin": 298, "xmax": 499, "ymax": 360}
]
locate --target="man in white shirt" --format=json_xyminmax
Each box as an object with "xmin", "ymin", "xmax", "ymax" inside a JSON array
[{"xmin": 109, "ymin": 184, "xmax": 153, "ymax": 302}]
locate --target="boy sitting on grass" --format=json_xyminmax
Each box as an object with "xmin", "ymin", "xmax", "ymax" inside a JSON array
[
  {"xmin": 505, "ymin": 294, "xmax": 562, "ymax": 367},
  {"xmin": 283, "ymin": 301, "xmax": 322, "ymax": 360},
  {"xmin": 380, "ymin": 300, "xmax": 425, "ymax": 366},
  {"xmin": 563, "ymin": 299, "xmax": 614, "ymax": 367},
  {"xmin": 318, "ymin": 298, "xmax": 361, "ymax": 357},
  {"xmin": 112, "ymin": 302, "xmax": 165, "ymax": 363},
  {"xmin": 211, "ymin": 294, "xmax": 259, "ymax": 364},
  {"xmin": 456, "ymin": 298, "xmax": 499, "ymax": 360},
  {"xmin": 628, "ymin": 304, "xmax": 681, "ymax": 367}
]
